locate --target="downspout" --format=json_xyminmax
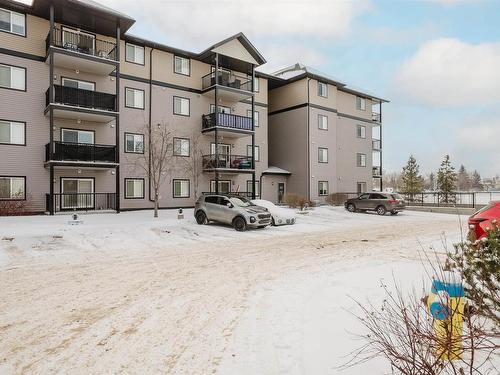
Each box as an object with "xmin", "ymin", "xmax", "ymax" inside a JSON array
[
  {"xmin": 148, "ymin": 46, "xmax": 154, "ymax": 202},
  {"xmin": 306, "ymin": 78, "xmax": 311, "ymax": 200}
]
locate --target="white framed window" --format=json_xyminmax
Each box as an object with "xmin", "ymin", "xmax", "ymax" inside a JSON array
[
  {"xmin": 357, "ymin": 153, "xmax": 367, "ymax": 167},
  {"xmin": 318, "ymin": 181, "xmax": 328, "ymax": 196},
  {"xmin": 174, "ymin": 55, "xmax": 190, "ymax": 75},
  {"xmin": 0, "ymin": 120, "xmax": 25, "ymax": 145},
  {"xmin": 246, "ymin": 180, "xmax": 260, "ymax": 197},
  {"xmin": 125, "ymin": 88, "xmax": 144, "ymax": 109},
  {"xmin": 318, "ymin": 114, "xmax": 328, "ymax": 130},
  {"xmin": 0, "ymin": 8, "xmax": 25, "ymax": 36},
  {"xmin": 61, "ymin": 77, "xmax": 95, "ymax": 91},
  {"xmin": 125, "ymin": 43, "xmax": 144, "ymax": 64},
  {"xmin": 247, "ymin": 110, "xmax": 259, "ymax": 127},
  {"xmin": 0, "ymin": 64, "xmax": 25, "ymax": 90},
  {"xmin": 125, "ymin": 178, "xmax": 144, "ymax": 199},
  {"xmin": 356, "ymin": 96, "xmax": 366, "ymax": 111},
  {"xmin": 253, "ymin": 77, "xmax": 259, "ymax": 92},
  {"xmin": 0, "ymin": 176, "xmax": 25, "ymax": 200},
  {"xmin": 318, "ymin": 147, "xmax": 328, "ymax": 163},
  {"xmin": 173, "ymin": 138, "xmax": 190, "ymax": 156},
  {"xmin": 357, "ymin": 182, "xmax": 367, "ymax": 193},
  {"xmin": 173, "ymin": 179, "xmax": 190, "ymax": 198},
  {"xmin": 247, "ymin": 145, "xmax": 259, "ymax": 162},
  {"xmin": 357, "ymin": 124, "xmax": 366, "ymax": 139},
  {"xmin": 61, "ymin": 128, "xmax": 94, "ymax": 144},
  {"xmin": 125, "ymin": 133, "xmax": 144, "ymax": 153},
  {"xmin": 173, "ymin": 96, "xmax": 190, "ymax": 116},
  {"xmin": 318, "ymin": 81, "xmax": 328, "ymax": 98}
]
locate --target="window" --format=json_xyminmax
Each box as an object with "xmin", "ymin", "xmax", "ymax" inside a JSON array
[
  {"xmin": 356, "ymin": 124, "xmax": 366, "ymax": 139},
  {"xmin": 0, "ymin": 64, "xmax": 25, "ymax": 90},
  {"xmin": 318, "ymin": 81, "xmax": 328, "ymax": 98},
  {"xmin": 357, "ymin": 182, "xmax": 367, "ymax": 194},
  {"xmin": 210, "ymin": 180, "xmax": 231, "ymax": 193},
  {"xmin": 356, "ymin": 96, "xmax": 366, "ymax": 111},
  {"xmin": 247, "ymin": 110, "xmax": 259, "ymax": 127},
  {"xmin": 125, "ymin": 88, "xmax": 144, "ymax": 109},
  {"xmin": 173, "ymin": 179, "xmax": 190, "ymax": 198},
  {"xmin": 318, "ymin": 181, "xmax": 328, "ymax": 196},
  {"xmin": 0, "ymin": 8, "xmax": 25, "ymax": 36},
  {"xmin": 247, "ymin": 145, "xmax": 260, "ymax": 162},
  {"xmin": 0, "ymin": 176, "xmax": 25, "ymax": 200},
  {"xmin": 61, "ymin": 129, "xmax": 94, "ymax": 144},
  {"xmin": 125, "ymin": 43, "xmax": 144, "ymax": 64},
  {"xmin": 210, "ymin": 104, "xmax": 231, "ymax": 114},
  {"xmin": 62, "ymin": 77, "xmax": 95, "ymax": 91},
  {"xmin": 356, "ymin": 153, "xmax": 367, "ymax": 167},
  {"xmin": 173, "ymin": 96, "xmax": 190, "ymax": 116},
  {"xmin": 0, "ymin": 120, "xmax": 25, "ymax": 145},
  {"xmin": 370, "ymin": 193, "xmax": 386, "ymax": 199},
  {"xmin": 125, "ymin": 133, "xmax": 144, "ymax": 153},
  {"xmin": 125, "ymin": 179, "xmax": 144, "ymax": 199},
  {"xmin": 253, "ymin": 77, "xmax": 259, "ymax": 92},
  {"xmin": 246, "ymin": 180, "xmax": 260, "ymax": 197},
  {"xmin": 318, "ymin": 147, "xmax": 328, "ymax": 163},
  {"xmin": 174, "ymin": 55, "xmax": 190, "ymax": 75},
  {"xmin": 318, "ymin": 114, "xmax": 328, "ymax": 130},
  {"xmin": 173, "ymin": 138, "xmax": 190, "ymax": 156}
]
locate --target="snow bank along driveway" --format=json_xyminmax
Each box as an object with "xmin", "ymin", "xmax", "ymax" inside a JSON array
[{"xmin": 0, "ymin": 207, "xmax": 466, "ymax": 374}]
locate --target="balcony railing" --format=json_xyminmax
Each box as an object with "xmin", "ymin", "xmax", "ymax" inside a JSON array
[
  {"xmin": 202, "ymin": 70, "xmax": 253, "ymax": 92},
  {"xmin": 46, "ymin": 85, "xmax": 116, "ymax": 112},
  {"xmin": 46, "ymin": 193, "xmax": 116, "ymax": 212},
  {"xmin": 372, "ymin": 166, "xmax": 382, "ymax": 176},
  {"xmin": 372, "ymin": 112, "xmax": 381, "ymax": 122},
  {"xmin": 202, "ymin": 154, "xmax": 254, "ymax": 170},
  {"xmin": 372, "ymin": 139, "xmax": 381, "ymax": 149},
  {"xmin": 46, "ymin": 26, "xmax": 117, "ymax": 61},
  {"xmin": 45, "ymin": 142, "xmax": 117, "ymax": 163},
  {"xmin": 202, "ymin": 113, "xmax": 253, "ymax": 132}
]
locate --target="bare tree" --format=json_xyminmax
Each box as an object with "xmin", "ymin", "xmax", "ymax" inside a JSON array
[
  {"xmin": 177, "ymin": 130, "xmax": 205, "ymax": 200},
  {"xmin": 128, "ymin": 122, "xmax": 174, "ymax": 218}
]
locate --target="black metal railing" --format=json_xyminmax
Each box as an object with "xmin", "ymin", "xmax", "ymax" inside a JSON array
[
  {"xmin": 372, "ymin": 166, "xmax": 382, "ymax": 176},
  {"xmin": 202, "ymin": 154, "xmax": 254, "ymax": 170},
  {"xmin": 372, "ymin": 139, "xmax": 381, "ymax": 149},
  {"xmin": 202, "ymin": 112, "xmax": 253, "ymax": 132},
  {"xmin": 46, "ymin": 85, "xmax": 116, "ymax": 112},
  {"xmin": 46, "ymin": 142, "xmax": 117, "ymax": 163},
  {"xmin": 46, "ymin": 26, "xmax": 117, "ymax": 61},
  {"xmin": 46, "ymin": 193, "xmax": 116, "ymax": 212},
  {"xmin": 202, "ymin": 69, "xmax": 253, "ymax": 92},
  {"xmin": 372, "ymin": 112, "xmax": 381, "ymax": 122}
]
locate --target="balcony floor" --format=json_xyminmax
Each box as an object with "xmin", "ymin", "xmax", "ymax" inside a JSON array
[
  {"xmin": 45, "ymin": 103, "xmax": 118, "ymax": 123},
  {"xmin": 45, "ymin": 161, "xmax": 118, "ymax": 170},
  {"xmin": 201, "ymin": 126, "xmax": 253, "ymax": 139},
  {"xmin": 47, "ymin": 46, "xmax": 118, "ymax": 76},
  {"xmin": 201, "ymin": 84, "xmax": 254, "ymax": 102}
]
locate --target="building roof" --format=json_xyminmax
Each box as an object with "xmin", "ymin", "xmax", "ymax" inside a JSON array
[
  {"xmin": 262, "ymin": 166, "xmax": 292, "ymax": 175},
  {"xmin": 269, "ymin": 62, "xmax": 389, "ymax": 103}
]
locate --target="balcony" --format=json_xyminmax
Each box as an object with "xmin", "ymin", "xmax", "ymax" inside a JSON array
[
  {"xmin": 202, "ymin": 154, "xmax": 254, "ymax": 173},
  {"xmin": 372, "ymin": 166, "xmax": 382, "ymax": 177},
  {"xmin": 202, "ymin": 112, "xmax": 253, "ymax": 138},
  {"xmin": 46, "ymin": 26, "xmax": 118, "ymax": 75},
  {"xmin": 45, "ymin": 85, "xmax": 118, "ymax": 122},
  {"xmin": 372, "ymin": 112, "xmax": 381, "ymax": 123},
  {"xmin": 372, "ymin": 139, "xmax": 381, "ymax": 150},
  {"xmin": 47, "ymin": 193, "xmax": 117, "ymax": 212},
  {"xmin": 201, "ymin": 69, "xmax": 253, "ymax": 101},
  {"xmin": 45, "ymin": 142, "xmax": 117, "ymax": 166}
]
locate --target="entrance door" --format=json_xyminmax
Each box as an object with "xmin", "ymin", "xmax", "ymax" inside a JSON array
[
  {"xmin": 62, "ymin": 27, "xmax": 96, "ymax": 54},
  {"xmin": 211, "ymin": 180, "xmax": 231, "ymax": 194},
  {"xmin": 61, "ymin": 178, "xmax": 94, "ymax": 209},
  {"xmin": 211, "ymin": 143, "xmax": 231, "ymax": 168},
  {"xmin": 61, "ymin": 129, "xmax": 94, "ymax": 144},
  {"xmin": 210, "ymin": 104, "xmax": 231, "ymax": 114},
  {"xmin": 278, "ymin": 182, "xmax": 285, "ymax": 203},
  {"xmin": 61, "ymin": 77, "xmax": 95, "ymax": 91}
]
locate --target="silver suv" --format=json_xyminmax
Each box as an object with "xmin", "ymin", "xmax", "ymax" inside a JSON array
[{"xmin": 194, "ymin": 194, "xmax": 272, "ymax": 231}]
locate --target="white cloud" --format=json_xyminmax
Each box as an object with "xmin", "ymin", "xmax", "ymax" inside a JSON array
[
  {"xmin": 394, "ymin": 38, "xmax": 500, "ymax": 107},
  {"xmin": 100, "ymin": 0, "xmax": 370, "ymax": 50}
]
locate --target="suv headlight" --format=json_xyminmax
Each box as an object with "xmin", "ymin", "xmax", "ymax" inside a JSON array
[{"xmin": 250, "ymin": 216, "xmax": 256, "ymax": 223}]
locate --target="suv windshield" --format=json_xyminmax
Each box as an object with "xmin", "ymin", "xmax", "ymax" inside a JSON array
[{"xmin": 229, "ymin": 197, "xmax": 254, "ymax": 207}]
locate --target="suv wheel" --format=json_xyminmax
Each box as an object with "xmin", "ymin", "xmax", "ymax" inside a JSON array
[
  {"xmin": 195, "ymin": 211, "xmax": 208, "ymax": 225},
  {"xmin": 346, "ymin": 203, "xmax": 356, "ymax": 212},
  {"xmin": 376, "ymin": 205, "xmax": 387, "ymax": 216},
  {"xmin": 233, "ymin": 216, "xmax": 247, "ymax": 231}
]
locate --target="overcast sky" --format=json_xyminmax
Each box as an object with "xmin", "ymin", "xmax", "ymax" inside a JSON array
[{"xmin": 21, "ymin": 0, "xmax": 500, "ymax": 177}]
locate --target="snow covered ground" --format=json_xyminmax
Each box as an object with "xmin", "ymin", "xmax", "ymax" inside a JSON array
[{"xmin": 0, "ymin": 207, "xmax": 467, "ymax": 374}]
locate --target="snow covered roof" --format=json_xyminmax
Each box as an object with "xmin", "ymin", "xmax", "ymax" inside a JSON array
[
  {"xmin": 262, "ymin": 166, "xmax": 292, "ymax": 175},
  {"xmin": 271, "ymin": 62, "xmax": 389, "ymax": 103}
]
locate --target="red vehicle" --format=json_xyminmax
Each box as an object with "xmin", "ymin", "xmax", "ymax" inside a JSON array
[{"xmin": 468, "ymin": 201, "xmax": 500, "ymax": 239}]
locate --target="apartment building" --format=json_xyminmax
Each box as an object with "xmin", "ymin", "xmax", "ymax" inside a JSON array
[
  {"xmin": 267, "ymin": 64, "xmax": 387, "ymax": 202},
  {"xmin": 0, "ymin": 0, "xmax": 291, "ymax": 214}
]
